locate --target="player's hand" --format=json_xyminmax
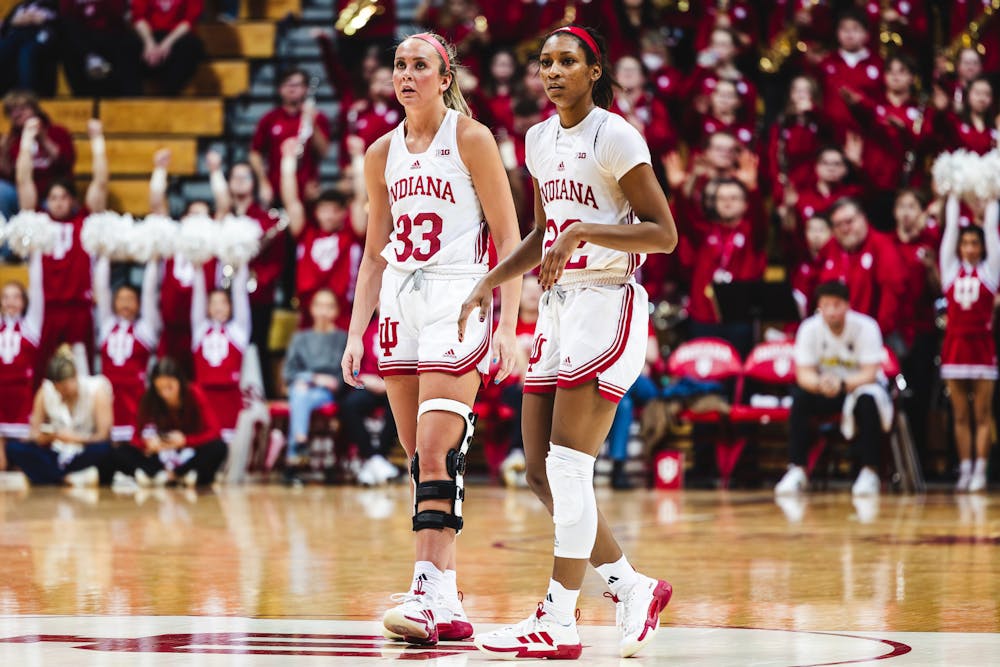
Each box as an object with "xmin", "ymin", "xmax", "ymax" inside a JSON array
[
  {"xmin": 539, "ymin": 225, "xmax": 583, "ymax": 289},
  {"xmin": 491, "ymin": 323, "xmax": 517, "ymax": 384},
  {"xmin": 341, "ymin": 334, "xmax": 365, "ymax": 389},
  {"xmin": 458, "ymin": 279, "xmax": 492, "ymax": 343}
]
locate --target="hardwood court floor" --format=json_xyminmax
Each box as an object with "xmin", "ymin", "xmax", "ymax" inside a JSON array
[{"xmin": 0, "ymin": 485, "xmax": 997, "ymax": 665}]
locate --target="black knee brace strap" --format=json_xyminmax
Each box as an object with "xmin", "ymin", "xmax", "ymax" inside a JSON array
[{"xmin": 410, "ymin": 398, "xmax": 476, "ymax": 534}]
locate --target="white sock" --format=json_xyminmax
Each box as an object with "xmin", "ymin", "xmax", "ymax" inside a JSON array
[
  {"xmin": 542, "ymin": 579, "xmax": 578, "ymax": 626},
  {"xmin": 441, "ymin": 568, "xmax": 459, "ymax": 601},
  {"xmin": 960, "ymin": 459, "xmax": 973, "ymax": 475},
  {"xmin": 410, "ymin": 561, "xmax": 443, "ymax": 600},
  {"xmin": 973, "ymin": 458, "xmax": 988, "ymax": 475},
  {"xmin": 595, "ymin": 555, "xmax": 641, "ymax": 598}
]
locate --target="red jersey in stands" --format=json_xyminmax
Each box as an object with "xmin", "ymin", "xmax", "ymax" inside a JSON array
[
  {"xmin": 5, "ymin": 122, "xmax": 75, "ymax": 197},
  {"xmin": 816, "ymin": 49, "xmax": 884, "ymax": 142},
  {"xmin": 689, "ymin": 113, "xmax": 755, "ymax": 152},
  {"xmin": 817, "ymin": 230, "xmax": 905, "ymax": 335},
  {"xmin": 791, "ymin": 254, "xmax": 824, "ymax": 315},
  {"xmin": 295, "ymin": 224, "xmax": 361, "ymax": 330},
  {"xmin": 649, "ymin": 65, "xmax": 686, "ymax": 106},
  {"xmin": 44, "ymin": 208, "xmax": 91, "ymax": 306},
  {"xmin": 251, "ymin": 106, "xmax": 332, "ymax": 199},
  {"xmin": 245, "ymin": 203, "xmax": 286, "ymax": 306},
  {"xmin": 610, "ymin": 93, "xmax": 676, "ymax": 158},
  {"xmin": 847, "ymin": 94, "xmax": 927, "ymax": 192},
  {"xmin": 795, "ymin": 183, "xmax": 865, "ymax": 221},
  {"xmin": 132, "ymin": 383, "xmax": 222, "ymax": 450},
  {"xmin": 894, "ymin": 224, "xmax": 941, "ymax": 347},
  {"xmin": 765, "ymin": 112, "xmax": 832, "ymax": 202},
  {"xmin": 693, "ymin": 0, "xmax": 759, "ymax": 52},
  {"xmin": 130, "ymin": 0, "xmax": 201, "ymax": 31},
  {"xmin": 932, "ymin": 110, "xmax": 999, "ymax": 154},
  {"xmin": 683, "ymin": 219, "xmax": 767, "ymax": 325},
  {"xmin": 345, "ymin": 100, "xmax": 401, "ymax": 165},
  {"xmin": 686, "ymin": 68, "xmax": 758, "ymax": 123}
]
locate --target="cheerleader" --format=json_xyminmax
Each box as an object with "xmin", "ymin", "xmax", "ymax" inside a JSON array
[
  {"xmin": 94, "ymin": 256, "xmax": 160, "ymax": 443},
  {"xmin": 940, "ymin": 194, "xmax": 999, "ymax": 492},
  {"xmin": 191, "ymin": 257, "xmax": 250, "ymax": 444},
  {"xmin": 0, "ymin": 250, "xmax": 43, "ymax": 458}
]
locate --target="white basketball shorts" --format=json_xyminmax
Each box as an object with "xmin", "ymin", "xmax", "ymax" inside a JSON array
[
  {"xmin": 524, "ymin": 281, "xmax": 648, "ymax": 403},
  {"xmin": 376, "ymin": 264, "xmax": 492, "ymax": 378}
]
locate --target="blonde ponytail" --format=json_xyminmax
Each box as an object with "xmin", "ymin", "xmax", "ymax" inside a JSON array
[{"xmin": 46, "ymin": 344, "xmax": 78, "ymax": 382}]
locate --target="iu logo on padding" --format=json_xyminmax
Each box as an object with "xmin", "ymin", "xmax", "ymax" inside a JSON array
[{"xmin": 379, "ymin": 317, "xmax": 399, "ymax": 357}]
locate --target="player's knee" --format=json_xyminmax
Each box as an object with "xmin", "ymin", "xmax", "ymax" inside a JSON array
[
  {"xmin": 545, "ymin": 444, "xmax": 598, "ymax": 559},
  {"xmin": 525, "ymin": 468, "xmax": 551, "ymax": 502}
]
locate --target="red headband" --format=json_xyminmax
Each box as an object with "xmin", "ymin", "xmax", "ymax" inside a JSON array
[
  {"xmin": 551, "ymin": 26, "xmax": 602, "ymax": 62},
  {"xmin": 410, "ymin": 32, "xmax": 451, "ymax": 71}
]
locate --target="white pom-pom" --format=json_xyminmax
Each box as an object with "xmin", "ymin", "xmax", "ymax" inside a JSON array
[
  {"xmin": 980, "ymin": 149, "xmax": 1000, "ymax": 201},
  {"xmin": 216, "ymin": 214, "xmax": 262, "ymax": 267},
  {"xmin": 175, "ymin": 214, "xmax": 219, "ymax": 265},
  {"xmin": 6, "ymin": 211, "xmax": 56, "ymax": 257},
  {"xmin": 953, "ymin": 149, "xmax": 982, "ymax": 198},
  {"xmin": 82, "ymin": 211, "xmax": 133, "ymax": 259},
  {"xmin": 129, "ymin": 215, "xmax": 179, "ymax": 262},
  {"xmin": 932, "ymin": 151, "xmax": 956, "ymax": 195}
]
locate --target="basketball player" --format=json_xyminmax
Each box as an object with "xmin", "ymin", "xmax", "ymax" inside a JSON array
[
  {"xmin": 94, "ymin": 256, "xmax": 161, "ymax": 443},
  {"xmin": 940, "ymin": 194, "xmax": 999, "ymax": 493},
  {"xmin": 459, "ymin": 26, "xmax": 678, "ymax": 659},
  {"xmin": 340, "ymin": 32, "xmax": 522, "ymax": 645},
  {"xmin": 191, "ymin": 259, "xmax": 250, "ymax": 445}
]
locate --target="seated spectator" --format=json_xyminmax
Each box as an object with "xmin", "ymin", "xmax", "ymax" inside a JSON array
[
  {"xmin": 16, "ymin": 116, "xmax": 105, "ymax": 372},
  {"xmin": 4, "ymin": 346, "xmax": 114, "ymax": 486},
  {"xmin": 817, "ymin": 197, "xmax": 905, "ymax": 339},
  {"xmin": 342, "ymin": 66, "xmax": 401, "ymax": 167},
  {"xmin": 687, "ymin": 78, "xmax": 755, "ymax": 151},
  {"xmin": 945, "ymin": 0, "xmax": 1000, "ymax": 74},
  {"xmin": 191, "ymin": 254, "xmax": 250, "ymax": 445},
  {"xmin": 692, "ymin": 2, "xmax": 758, "ymax": 56},
  {"xmin": 931, "ymin": 75, "xmax": 999, "ymax": 155},
  {"xmin": 764, "ymin": 75, "xmax": 831, "ymax": 205},
  {"xmin": 416, "ymin": 0, "xmax": 488, "ymax": 77},
  {"xmin": 774, "ymin": 280, "xmax": 891, "ymax": 497},
  {"xmin": 859, "ymin": 0, "xmax": 929, "ymax": 62},
  {"xmin": 940, "ymin": 194, "xmax": 999, "ymax": 493},
  {"xmin": 812, "ymin": 9, "xmax": 883, "ymax": 144},
  {"xmin": 281, "ymin": 138, "xmax": 363, "ymax": 331},
  {"xmin": 250, "ymin": 67, "xmax": 331, "ymax": 206},
  {"xmin": 933, "ymin": 47, "xmax": 984, "ymax": 115},
  {"xmin": 281, "ymin": 289, "xmax": 347, "ymax": 481},
  {"xmin": 132, "ymin": 0, "xmax": 204, "ymax": 94},
  {"xmin": 0, "ymin": 250, "xmax": 43, "ymax": 463},
  {"xmin": 115, "ymin": 357, "xmax": 228, "ymax": 487},
  {"xmin": 666, "ymin": 130, "xmax": 757, "ymax": 225},
  {"xmin": 0, "ymin": 90, "xmax": 75, "ymax": 217},
  {"xmin": 59, "ymin": 0, "xmax": 142, "ymax": 96},
  {"xmin": 612, "ymin": 55, "xmax": 676, "ymax": 165},
  {"xmin": 791, "ymin": 214, "xmax": 832, "ymax": 316},
  {"xmin": 481, "ymin": 48, "xmax": 519, "ymax": 141},
  {"xmin": 680, "ymin": 177, "xmax": 766, "ymax": 356},
  {"xmin": 0, "ymin": 0, "xmax": 57, "ymax": 96},
  {"xmin": 687, "ymin": 27, "xmax": 758, "ymax": 123},
  {"xmin": 638, "ymin": 29, "xmax": 685, "ymax": 112},
  {"xmin": 94, "ymin": 255, "xmax": 160, "ymax": 443}
]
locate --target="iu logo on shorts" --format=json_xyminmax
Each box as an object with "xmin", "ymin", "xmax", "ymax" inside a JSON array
[
  {"xmin": 379, "ymin": 317, "xmax": 399, "ymax": 357},
  {"xmin": 527, "ymin": 335, "xmax": 546, "ymax": 371}
]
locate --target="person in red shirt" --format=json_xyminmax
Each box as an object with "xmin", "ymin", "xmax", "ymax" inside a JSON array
[
  {"xmin": 1, "ymin": 90, "xmax": 75, "ymax": 209},
  {"xmin": 816, "ymin": 197, "xmax": 905, "ymax": 338},
  {"xmin": 791, "ymin": 214, "xmax": 833, "ymax": 317},
  {"xmin": 946, "ymin": 0, "xmax": 1000, "ymax": 74},
  {"xmin": 931, "ymin": 75, "xmax": 999, "ymax": 155},
  {"xmin": 16, "ymin": 116, "xmax": 105, "ymax": 374},
  {"xmin": 611, "ymin": 56, "xmax": 676, "ymax": 166},
  {"xmin": 131, "ymin": 0, "xmax": 203, "ymax": 94},
  {"xmin": 343, "ymin": 66, "xmax": 402, "ymax": 169},
  {"xmin": 858, "ymin": 0, "xmax": 929, "ymax": 62},
  {"xmin": 691, "ymin": 0, "xmax": 758, "ymax": 55},
  {"xmin": 280, "ymin": 138, "xmax": 362, "ymax": 331},
  {"xmin": 209, "ymin": 151, "xmax": 286, "ymax": 399},
  {"xmin": 933, "ymin": 47, "xmax": 985, "ymax": 116},
  {"xmin": 250, "ymin": 67, "xmax": 332, "ymax": 207},
  {"xmin": 94, "ymin": 255, "xmax": 160, "ymax": 444},
  {"xmin": 116, "ymin": 357, "xmax": 228, "ymax": 487},
  {"xmin": 686, "ymin": 78, "xmax": 755, "ymax": 152},
  {"xmin": 682, "ymin": 177, "xmax": 767, "ymax": 356},
  {"xmin": 481, "ymin": 49, "xmax": 519, "ymax": 140},
  {"xmin": 638, "ymin": 30, "xmax": 685, "ymax": 113},
  {"xmin": 813, "ymin": 9, "xmax": 884, "ymax": 144},
  {"xmin": 764, "ymin": 75, "xmax": 831, "ymax": 205},
  {"xmin": 763, "ymin": 0, "xmax": 834, "ymax": 69},
  {"xmin": 687, "ymin": 28, "xmax": 758, "ymax": 124},
  {"xmin": 59, "ymin": 0, "xmax": 142, "ymax": 96}
]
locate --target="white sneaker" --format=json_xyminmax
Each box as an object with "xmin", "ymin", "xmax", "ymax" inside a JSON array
[
  {"xmin": 852, "ymin": 467, "xmax": 880, "ymax": 496},
  {"xmin": 183, "ymin": 470, "xmax": 198, "ymax": 488},
  {"xmin": 64, "ymin": 466, "xmax": 98, "ymax": 488},
  {"xmin": 356, "ymin": 457, "xmax": 382, "ymax": 486},
  {"xmin": 371, "ymin": 454, "xmax": 399, "ymax": 482},
  {"xmin": 969, "ymin": 469, "xmax": 987, "ymax": 493},
  {"xmin": 775, "ymin": 495, "xmax": 806, "ymax": 523},
  {"xmin": 775, "ymin": 465, "xmax": 808, "ymax": 495},
  {"xmin": 609, "ymin": 576, "xmax": 673, "ymax": 658},
  {"xmin": 955, "ymin": 468, "xmax": 973, "ymax": 493},
  {"xmin": 501, "ymin": 449, "xmax": 527, "ymax": 488},
  {"xmin": 475, "ymin": 604, "xmax": 582, "ymax": 659},
  {"xmin": 111, "ymin": 471, "xmax": 138, "ymax": 493},
  {"xmin": 382, "ymin": 593, "xmax": 438, "ymax": 645},
  {"xmin": 437, "ymin": 593, "xmax": 474, "ymax": 640}
]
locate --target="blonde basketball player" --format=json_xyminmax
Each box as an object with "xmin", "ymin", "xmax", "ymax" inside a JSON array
[
  {"xmin": 459, "ymin": 26, "xmax": 678, "ymax": 659},
  {"xmin": 341, "ymin": 32, "xmax": 521, "ymax": 645}
]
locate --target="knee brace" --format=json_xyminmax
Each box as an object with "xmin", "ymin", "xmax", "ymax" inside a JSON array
[
  {"xmin": 410, "ymin": 398, "xmax": 476, "ymax": 534},
  {"xmin": 546, "ymin": 444, "xmax": 598, "ymax": 559}
]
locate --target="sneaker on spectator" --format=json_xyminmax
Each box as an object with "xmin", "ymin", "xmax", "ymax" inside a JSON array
[
  {"xmin": 969, "ymin": 468, "xmax": 987, "ymax": 493},
  {"xmin": 111, "ymin": 471, "xmax": 139, "ymax": 493},
  {"xmin": 851, "ymin": 467, "xmax": 880, "ymax": 496},
  {"xmin": 183, "ymin": 470, "xmax": 198, "ymax": 488},
  {"xmin": 371, "ymin": 455, "xmax": 399, "ymax": 482},
  {"xmin": 358, "ymin": 455, "xmax": 397, "ymax": 486},
  {"xmin": 774, "ymin": 465, "xmax": 807, "ymax": 495},
  {"xmin": 64, "ymin": 467, "xmax": 98, "ymax": 488},
  {"xmin": 501, "ymin": 448, "xmax": 526, "ymax": 488}
]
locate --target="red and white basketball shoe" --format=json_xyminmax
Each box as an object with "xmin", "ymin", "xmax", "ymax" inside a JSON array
[
  {"xmin": 382, "ymin": 592, "xmax": 438, "ymax": 645},
  {"xmin": 607, "ymin": 576, "xmax": 672, "ymax": 657},
  {"xmin": 474, "ymin": 604, "xmax": 582, "ymax": 660},
  {"xmin": 437, "ymin": 592, "xmax": 474, "ymax": 640}
]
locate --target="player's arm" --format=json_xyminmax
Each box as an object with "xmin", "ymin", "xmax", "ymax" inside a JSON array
[
  {"xmin": 84, "ymin": 119, "xmax": 108, "ymax": 213},
  {"xmin": 342, "ymin": 134, "xmax": 392, "ymax": 387}
]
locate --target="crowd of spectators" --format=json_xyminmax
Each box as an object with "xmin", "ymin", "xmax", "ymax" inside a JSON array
[{"xmin": 1, "ymin": 0, "xmax": 1000, "ymax": 490}]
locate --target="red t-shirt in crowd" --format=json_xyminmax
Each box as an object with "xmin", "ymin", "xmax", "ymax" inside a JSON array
[
  {"xmin": 131, "ymin": 0, "xmax": 201, "ymax": 31},
  {"xmin": 893, "ymin": 224, "xmax": 942, "ymax": 346},
  {"xmin": 682, "ymin": 218, "xmax": 767, "ymax": 325},
  {"xmin": 132, "ymin": 383, "xmax": 221, "ymax": 450},
  {"xmin": 610, "ymin": 93, "xmax": 676, "ymax": 158},
  {"xmin": 244, "ymin": 203, "xmax": 286, "ymax": 307},
  {"xmin": 5, "ymin": 122, "xmax": 75, "ymax": 197},
  {"xmin": 251, "ymin": 106, "xmax": 332, "ymax": 200},
  {"xmin": 814, "ymin": 50, "xmax": 884, "ymax": 142},
  {"xmin": 846, "ymin": 93, "xmax": 927, "ymax": 192},
  {"xmin": 764, "ymin": 111, "xmax": 832, "ymax": 202},
  {"xmin": 295, "ymin": 221, "xmax": 361, "ymax": 331}
]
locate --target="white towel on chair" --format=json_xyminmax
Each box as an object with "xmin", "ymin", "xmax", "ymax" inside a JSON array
[{"xmin": 841, "ymin": 383, "xmax": 893, "ymax": 440}]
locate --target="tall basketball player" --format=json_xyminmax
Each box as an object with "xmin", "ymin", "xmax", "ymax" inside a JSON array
[
  {"xmin": 340, "ymin": 32, "xmax": 522, "ymax": 645},
  {"xmin": 940, "ymin": 194, "xmax": 999, "ymax": 493},
  {"xmin": 460, "ymin": 26, "xmax": 678, "ymax": 659}
]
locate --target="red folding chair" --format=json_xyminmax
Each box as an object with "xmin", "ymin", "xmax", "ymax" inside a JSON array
[
  {"xmin": 666, "ymin": 338, "xmax": 744, "ymax": 486},
  {"xmin": 730, "ymin": 340, "xmax": 797, "ymax": 425}
]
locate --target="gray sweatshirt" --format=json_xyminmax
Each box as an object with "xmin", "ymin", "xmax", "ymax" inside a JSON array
[{"xmin": 282, "ymin": 329, "xmax": 349, "ymax": 386}]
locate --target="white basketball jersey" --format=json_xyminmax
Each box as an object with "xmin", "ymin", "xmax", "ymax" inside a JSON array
[
  {"xmin": 381, "ymin": 109, "xmax": 488, "ymax": 271},
  {"xmin": 525, "ymin": 107, "xmax": 652, "ymax": 284}
]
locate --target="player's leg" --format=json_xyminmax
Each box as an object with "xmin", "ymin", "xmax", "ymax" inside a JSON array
[
  {"xmin": 969, "ymin": 378, "xmax": 993, "ymax": 492},
  {"xmin": 947, "ymin": 378, "xmax": 973, "ymax": 491}
]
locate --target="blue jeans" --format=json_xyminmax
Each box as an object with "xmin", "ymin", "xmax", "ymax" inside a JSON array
[
  {"xmin": 4, "ymin": 440, "xmax": 113, "ymax": 484},
  {"xmin": 287, "ymin": 383, "xmax": 334, "ymax": 460},
  {"xmin": 0, "ymin": 179, "xmax": 18, "ymax": 224},
  {"xmin": 608, "ymin": 375, "xmax": 660, "ymax": 462}
]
